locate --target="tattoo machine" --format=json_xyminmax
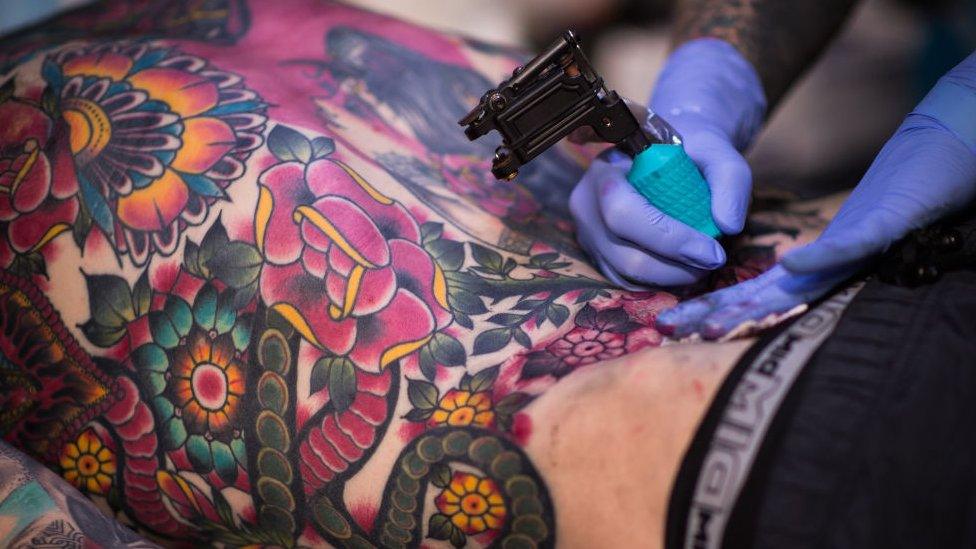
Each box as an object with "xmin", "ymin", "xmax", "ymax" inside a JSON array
[{"xmin": 459, "ymin": 30, "xmax": 720, "ymax": 237}]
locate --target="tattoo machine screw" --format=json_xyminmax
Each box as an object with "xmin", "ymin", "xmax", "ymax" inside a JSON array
[{"xmin": 459, "ymin": 30, "xmax": 720, "ymax": 237}]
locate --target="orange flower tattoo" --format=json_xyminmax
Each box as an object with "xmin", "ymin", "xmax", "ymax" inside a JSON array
[
  {"xmin": 60, "ymin": 428, "xmax": 116, "ymax": 494},
  {"xmin": 430, "ymin": 389, "xmax": 494, "ymax": 428},
  {"xmin": 435, "ymin": 472, "xmax": 506, "ymax": 535}
]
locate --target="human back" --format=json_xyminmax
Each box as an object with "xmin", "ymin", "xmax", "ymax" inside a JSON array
[{"xmin": 0, "ymin": 1, "xmax": 834, "ymax": 546}]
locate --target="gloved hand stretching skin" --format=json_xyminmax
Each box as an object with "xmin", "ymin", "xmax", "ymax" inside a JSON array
[
  {"xmin": 657, "ymin": 50, "xmax": 976, "ymax": 339},
  {"xmin": 570, "ymin": 38, "xmax": 767, "ymax": 287}
]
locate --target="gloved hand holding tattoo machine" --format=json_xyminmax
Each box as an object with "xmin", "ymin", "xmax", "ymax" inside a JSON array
[
  {"xmin": 461, "ymin": 32, "xmax": 976, "ymax": 341},
  {"xmin": 459, "ymin": 32, "xmax": 763, "ymax": 287}
]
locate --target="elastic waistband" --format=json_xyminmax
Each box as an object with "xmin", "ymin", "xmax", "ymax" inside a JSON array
[{"xmin": 665, "ymin": 282, "xmax": 864, "ymax": 549}]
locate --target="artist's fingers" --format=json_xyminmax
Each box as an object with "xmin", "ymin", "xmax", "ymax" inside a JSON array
[
  {"xmin": 591, "ymin": 148, "xmax": 726, "ymax": 269},
  {"xmin": 697, "ymin": 291, "xmax": 806, "ymax": 340},
  {"xmin": 571, "ymin": 164, "xmax": 710, "ymax": 287},
  {"xmin": 655, "ymin": 283, "xmax": 754, "ymax": 338},
  {"xmin": 779, "ymin": 201, "xmax": 909, "ymax": 274},
  {"xmin": 593, "ymin": 253, "xmax": 648, "ymax": 292},
  {"xmin": 682, "ymin": 129, "xmax": 753, "ymax": 235},
  {"xmin": 571, "ymin": 181, "xmax": 645, "ymax": 292},
  {"xmin": 595, "ymin": 164, "xmax": 726, "ymax": 269},
  {"xmin": 698, "ymin": 268, "xmax": 847, "ymax": 339},
  {"xmin": 654, "ymin": 296, "xmax": 718, "ymax": 338},
  {"xmin": 573, "ymin": 178, "xmax": 704, "ymax": 288},
  {"xmin": 599, "ymin": 239, "xmax": 712, "ymax": 287},
  {"xmin": 658, "ymin": 265, "xmax": 852, "ymax": 340},
  {"xmin": 655, "ymin": 265, "xmax": 788, "ymax": 338},
  {"xmin": 697, "ymin": 296, "xmax": 798, "ymax": 340},
  {"xmin": 576, "ymin": 226, "xmax": 645, "ymax": 292},
  {"xmin": 781, "ymin": 235, "xmax": 875, "ymax": 275}
]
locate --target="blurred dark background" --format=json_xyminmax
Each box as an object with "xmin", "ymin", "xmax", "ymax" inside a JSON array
[{"xmin": 337, "ymin": 0, "xmax": 976, "ymax": 197}]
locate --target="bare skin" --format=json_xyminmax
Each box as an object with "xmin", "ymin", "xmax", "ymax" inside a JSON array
[{"xmin": 525, "ymin": 339, "xmax": 754, "ymax": 548}]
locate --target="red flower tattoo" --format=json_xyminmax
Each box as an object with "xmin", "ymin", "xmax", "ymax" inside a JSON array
[
  {"xmin": 0, "ymin": 98, "xmax": 78, "ymax": 267},
  {"xmin": 256, "ymin": 126, "xmax": 453, "ymax": 372}
]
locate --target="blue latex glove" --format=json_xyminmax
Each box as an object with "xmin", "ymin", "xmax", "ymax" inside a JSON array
[
  {"xmin": 657, "ymin": 50, "xmax": 976, "ymax": 339},
  {"xmin": 570, "ymin": 38, "xmax": 767, "ymax": 288}
]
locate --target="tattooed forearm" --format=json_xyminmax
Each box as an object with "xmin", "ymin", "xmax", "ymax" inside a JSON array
[{"xmin": 673, "ymin": 0, "xmax": 860, "ymax": 106}]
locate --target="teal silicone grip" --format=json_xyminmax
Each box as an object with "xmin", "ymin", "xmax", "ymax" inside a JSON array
[{"xmin": 627, "ymin": 144, "xmax": 721, "ymax": 238}]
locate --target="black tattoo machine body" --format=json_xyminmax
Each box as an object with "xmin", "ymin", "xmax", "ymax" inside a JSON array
[{"xmin": 459, "ymin": 30, "xmax": 720, "ymax": 237}]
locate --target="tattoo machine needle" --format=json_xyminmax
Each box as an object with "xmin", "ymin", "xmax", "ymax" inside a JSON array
[{"xmin": 459, "ymin": 30, "xmax": 720, "ymax": 237}]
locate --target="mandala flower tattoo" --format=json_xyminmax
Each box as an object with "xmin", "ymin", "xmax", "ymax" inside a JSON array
[
  {"xmin": 169, "ymin": 328, "xmax": 245, "ymax": 437},
  {"xmin": 59, "ymin": 427, "xmax": 116, "ymax": 495},
  {"xmin": 43, "ymin": 41, "xmax": 266, "ymax": 264},
  {"xmin": 132, "ymin": 280, "xmax": 251, "ymax": 483},
  {"xmin": 520, "ymin": 296, "xmax": 673, "ymax": 380},
  {"xmin": 548, "ymin": 327, "xmax": 626, "ymax": 367}
]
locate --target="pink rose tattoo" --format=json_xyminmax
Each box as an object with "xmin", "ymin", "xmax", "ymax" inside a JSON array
[
  {"xmin": 256, "ymin": 126, "xmax": 452, "ymax": 373},
  {"xmin": 0, "ymin": 95, "xmax": 79, "ymax": 269}
]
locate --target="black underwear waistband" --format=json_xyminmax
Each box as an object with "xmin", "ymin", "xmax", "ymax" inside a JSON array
[
  {"xmin": 667, "ymin": 205, "xmax": 976, "ymax": 549},
  {"xmin": 665, "ymin": 282, "xmax": 865, "ymax": 549}
]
